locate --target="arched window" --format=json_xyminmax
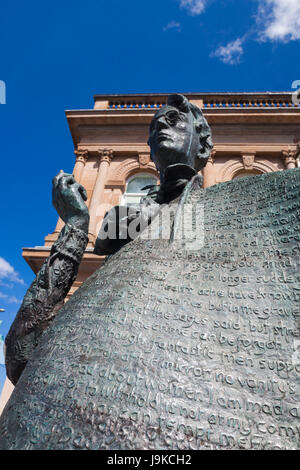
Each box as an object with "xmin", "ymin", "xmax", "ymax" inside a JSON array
[
  {"xmin": 233, "ymin": 169, "xmax": 263, "ymax": 179},
  {"xmin": 122, "ymin": 173, "xmax": 158, "ymax": 205}
]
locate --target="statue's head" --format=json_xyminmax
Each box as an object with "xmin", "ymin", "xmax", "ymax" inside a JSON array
[{"xmin": 147, "ymin": 94, "xmax": 213, "ymax": 182}]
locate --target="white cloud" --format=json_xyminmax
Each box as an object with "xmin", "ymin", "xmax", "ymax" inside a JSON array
[
  {"xmin": 163, "ymin": 21, "xmax": 181, "ymax": 32},
  {"xmin": 0, "ymin": 292, "xmax": 21, "ymax": 305},
  {"xmin": 211, "ymin": 38, "xmax": 244, "ymax": 65},
  {"xmin": 179, "ymin": 0, "xmax": 207, "ymax": 16},
  {"xmin": 0, "ymin": 280, "xmax": 13, "ymax": 288},
  {"xmin": 0, "ymin": 257, "xmax": 24, "ymax": 285},
  {"xmin": 257, "ymin": 0, "xmax": 300, "ymax": 41}
]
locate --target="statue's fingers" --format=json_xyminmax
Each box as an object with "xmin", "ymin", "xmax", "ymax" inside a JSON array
[
  {"xmin": 52, "ymin": 170, "xmax": 67, "ymax": 189},
  {"xmin": 59, "ymin": 174, "xmax": 76, "ymax": 192}
]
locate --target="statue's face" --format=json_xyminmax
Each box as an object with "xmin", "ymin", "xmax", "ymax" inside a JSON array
[{"xmin": 148, "ymin": 105, "xmax": 200, "ymax": 175}]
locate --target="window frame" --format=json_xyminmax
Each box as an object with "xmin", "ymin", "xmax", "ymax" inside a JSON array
[{"xmin": 121, "ymin": 173, "xmax": 158, "ymax": 206}]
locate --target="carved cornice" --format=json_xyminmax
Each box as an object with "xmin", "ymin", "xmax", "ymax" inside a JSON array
[{"xmin": 74, "ymin": 149, "xmax": 89, "ymax": 164}]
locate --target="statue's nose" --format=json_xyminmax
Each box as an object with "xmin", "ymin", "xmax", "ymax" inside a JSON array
[{"xmin": 156, "ymin": 116, "xmax": 169, "ymax": 130}]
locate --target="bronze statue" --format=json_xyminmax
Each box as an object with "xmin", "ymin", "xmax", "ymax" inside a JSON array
[
  {"xmin": 5, "ymin": 94, "xmax": 212, "ymax": 385},
  {"xmin": 0, "ymin": 95, "xmax": 299, "ymax": 450},
  {"xmin": 4, "ymin": 172, "xmax": 90, "ymax": 385}
]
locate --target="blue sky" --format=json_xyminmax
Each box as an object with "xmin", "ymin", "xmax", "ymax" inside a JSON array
[{"xmin": 0, "ymin": 0, "xmax": 300, "ymax": 390}]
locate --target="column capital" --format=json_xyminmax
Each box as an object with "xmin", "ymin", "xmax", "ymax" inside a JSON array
[
  {"xmin": 295, "ymin": 143, "xmax": 300, "ymax": 158},
  {"xmin": 297, "ymin": 144, "xmax": 300, "ymax": 167},
  {"xmin": 281, "ymin": 149, "xmax": 297, "ymax": 168},
  {"xmin": 97, "ymin": 148, "xmax": 114, "ymax": 164},
  {"xmin": 74, "ymin": 149, "xmax": 89, "ymax": 164},
  {"xmin": 241, "ymin": 152, "xmax": 256, "ymax": 170}
]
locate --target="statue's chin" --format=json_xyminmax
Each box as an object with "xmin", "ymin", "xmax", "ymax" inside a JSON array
[{"xmin": 154, "ymin": 143, "xmax": 192, "ymax": 169}]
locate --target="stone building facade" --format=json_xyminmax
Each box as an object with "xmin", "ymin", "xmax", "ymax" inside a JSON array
[
  {"xmin": 1, "ymin": 91, "xmax": 300, "ymax": 411},
  {"xmin": 22, "ymin": 92, "xmax": 300, "ymax": 297}
]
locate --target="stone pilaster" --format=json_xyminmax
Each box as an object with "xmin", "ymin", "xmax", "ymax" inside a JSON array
[
  {"xmin": 73, "ymin": 149, "xmax": 89, "ymax": 183},
  {"xmin": 88, "ymin": 149, "xmax": 114, "ymax": 243}
]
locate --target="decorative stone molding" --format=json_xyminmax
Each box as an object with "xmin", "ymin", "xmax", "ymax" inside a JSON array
[
  {"xmin": 98, "ymin": 148, "xmax": 114, "ymax": 164},
  {"xmin": 241, "ymin": 152, "xmax": 256, "ymax": 170},
  {"xmin": 138, "ymin": 152, "xmax": 150, "ymax": 167},
  {"xmin": 217, "ymin": 158, "xmax": 278, "ymax": 183},
  {"xmin": 74, "ymin": 149, "xmax": 89, "ymax": 164},
  {"xmin": 105, "ymin": 180, "xmax": 126, "ymax": 190},
  {"xmin": 281, "ymin": 149, "xmax": 297, "ymax": 169},
  {"xmin": 296, "ymin": 143, "xmax": 300, "ymax": 167},
  {"xmin": 112, "ymin": 159, "xmax": 140, "ymax": 182},
  {"xmin": 207, "ymin": 149, "xmax": 216, "ymax": 165},
  {"xmin": 111, "ymin": 158, "xmax": 157, "ymax": 184},
  {"xmin": 73, "ymin": 149, "xmax": 89, "ymax": 184}
]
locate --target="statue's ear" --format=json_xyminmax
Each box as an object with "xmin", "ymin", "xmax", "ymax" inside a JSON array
[
  {"xmin": 194, "ymin": 122, "xmax": 214, "ymax": 170},
  {"xmin": 197, "ymin": 132, "xmax": 213, "ymax": 165},
  {"xmin": 189, "ymin": 102, "xmax": 213, "ymax": 170}
]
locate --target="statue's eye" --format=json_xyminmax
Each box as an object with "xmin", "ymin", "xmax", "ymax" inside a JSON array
[{"xmin": 166, "ymin": 111, "xmax": 179, "ymax": 124}]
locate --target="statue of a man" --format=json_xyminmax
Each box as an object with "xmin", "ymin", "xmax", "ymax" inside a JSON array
[
  {"xmin": 1, "ymin": 95, "xmax": 300, "ymax": 451},
  {"xmin": 4, "ymin": 94, "xmax": 212, "ymax": 386},
  {"xmin": 94, "ymin": 94, "xmax": 212, "ymax": 254}
]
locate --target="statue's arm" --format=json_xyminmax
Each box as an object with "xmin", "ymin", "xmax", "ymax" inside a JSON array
[{"xmin": 5, "ymin": 172, "xmax": 89, "ymax": 385}]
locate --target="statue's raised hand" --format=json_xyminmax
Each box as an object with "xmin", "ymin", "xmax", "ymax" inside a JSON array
[{"xmin": 52, "ymin": 171, "xmax": 89, "ymax": 232}]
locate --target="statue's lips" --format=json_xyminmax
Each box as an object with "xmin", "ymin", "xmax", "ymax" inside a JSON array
[{"xmin": 156, "ymin": 132, "xmax": 173, "ymax": 142}]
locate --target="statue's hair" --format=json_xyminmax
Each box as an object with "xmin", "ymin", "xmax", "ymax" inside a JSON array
[{"xmin": 167, "ymin": 94, "xmax": 213, "ymax": 170}]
